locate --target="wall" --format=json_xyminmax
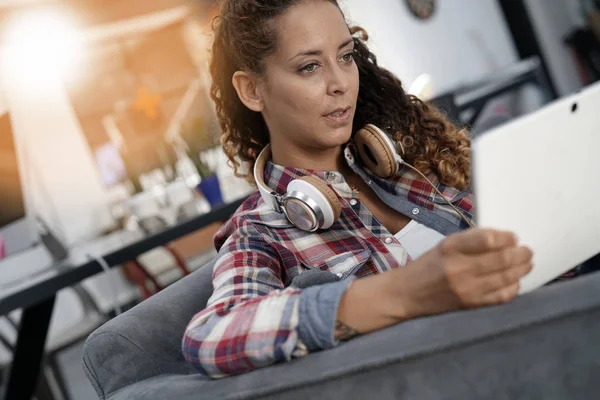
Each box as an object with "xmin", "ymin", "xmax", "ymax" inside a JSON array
[
  {"xmin": 0, "ymin": 59, "xmax": 115, "ymax": 246},
  {"xmin": 0, "ymin": 6, "xmax": 248, "ymax": 345},
  {"xmin": 1, "ymin": 0, "xmax": 522, "ymax": 350},
  {"xmin": 1, "ymin": 1, "xmax": 521, "ymax": 245},
  {"xmin": 0, "ymin": 5, "xmax": 195, "ymax": 248},
  {"xmin": 523, "ymin": 0, "xmax": 584, "ymax": 97},
  {"xmin": 342, "ymin": 0, "xmax": 519, "ymax": 95}
]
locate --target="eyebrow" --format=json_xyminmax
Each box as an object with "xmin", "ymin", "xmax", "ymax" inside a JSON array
[{"xmin": 288, "ymin": 38, "xmax": 354, "ymax": 61}]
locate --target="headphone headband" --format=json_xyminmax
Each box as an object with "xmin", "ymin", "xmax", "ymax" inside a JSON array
[{"xmin": 254, "ymin": 144, "xmax": 282, "ymax": 211}]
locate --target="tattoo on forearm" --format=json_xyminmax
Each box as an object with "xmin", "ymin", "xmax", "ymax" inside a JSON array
[{"xmin": 335, "ymin": 320, "xmax": 361, "ymax": 341}]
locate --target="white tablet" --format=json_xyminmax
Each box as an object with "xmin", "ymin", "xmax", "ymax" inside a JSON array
[{"xmin": 472, "ymin": 82, "xmax": 600, "ymax": 293}]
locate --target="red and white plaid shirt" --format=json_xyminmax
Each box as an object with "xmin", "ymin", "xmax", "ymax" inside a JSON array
[{"xmin": 182, "ymin": 144, "xmax": 476, "ymax": 378}]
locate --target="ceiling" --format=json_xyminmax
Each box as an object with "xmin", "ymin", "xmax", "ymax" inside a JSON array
[
  {"xmin": 0, "ymin": 0, "xmax": 213, "ymax": 46},
  {"xmin": 0, "ymin": 0, "xmax": 57, "ymax": 7},
  {"xmin": 0, "ymin": 0, "xmax": 192, "ymax": 24}
]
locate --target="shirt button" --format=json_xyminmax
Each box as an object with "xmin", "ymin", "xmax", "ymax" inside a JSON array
[
  {"xmin": 384, "ymin": 237, "xmax": 393, "ymax": 244},
  {"xmin": 349, "ymin": 199, "xmax": 358, "ymax": 206},
  {"xmin": 326, "ymin": 172, "xmax": 337, "ymax": 182},
  {"xmin": 412, "ymin": 208, "xmax": 420, "ymax": 215}
]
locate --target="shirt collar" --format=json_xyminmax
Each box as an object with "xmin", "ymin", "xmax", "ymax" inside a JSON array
[
  {"xmin": 263, "ymin": 161, "xmax": 345, "ymax": 196},
  {"xmin": 261, "ymin": 144, "xmax": 376, "ymax": 200},
  {"xmin": 261, "ymin": 143, "xmax": 443, "ymax": 199}
]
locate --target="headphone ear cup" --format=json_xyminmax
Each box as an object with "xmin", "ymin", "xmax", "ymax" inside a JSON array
[
  {"xmin": 355, "ymin": 125, "xmax": 399, "ymax": 178},
  {"xmin": 298, "ymin": 176, "xmax": 342, "ymax": 225}
]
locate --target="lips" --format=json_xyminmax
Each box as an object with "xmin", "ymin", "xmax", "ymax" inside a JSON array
[
  {"xmin": 324, "ymin": 106, "xmax": 351, "ymax": 118},
  {"xmin": 323, "ymin": 107, "xmax": 352, "ymax": 125}
]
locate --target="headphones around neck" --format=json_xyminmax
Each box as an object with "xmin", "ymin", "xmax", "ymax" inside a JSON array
[{"xmin": 254, "ymin": 124, "xmax": 472, "ymax": 232}]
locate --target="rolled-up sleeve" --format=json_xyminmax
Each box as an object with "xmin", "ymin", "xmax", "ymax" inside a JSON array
[
  {"xmin": 297, "ymin": 279, "xmax": 354, "ymax": 351},
  {"xmin": 182, "ymin": 218, "xmax": 352, "ymax": 378}
]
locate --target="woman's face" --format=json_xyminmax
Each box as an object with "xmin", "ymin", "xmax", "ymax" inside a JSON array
[{"xmin": 258, "ymin": 0, "xmax": 359, "ymax": 153}]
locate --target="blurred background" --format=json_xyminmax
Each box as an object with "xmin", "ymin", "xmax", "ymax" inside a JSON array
[{"xmin": 0, "ymin": 0, "xmax": 599, "ymax": 398}]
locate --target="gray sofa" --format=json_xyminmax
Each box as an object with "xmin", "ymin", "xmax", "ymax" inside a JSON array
[{"xmin": 83, "ymin": 261, "xmax": 600, "ymax": 400}]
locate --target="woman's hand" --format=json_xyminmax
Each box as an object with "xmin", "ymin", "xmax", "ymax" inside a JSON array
[
  {"xmin": 394, "ymin": 228, "xmax": 534, "ymax": 319},
  {"xmin": 336, "ymin": 228, "xmax": 533, "ymax": 339}
]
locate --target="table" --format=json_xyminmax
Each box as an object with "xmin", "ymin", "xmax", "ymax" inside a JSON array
[
  {"xmin": 0, "ymin": 196, "xmax": 247, "ymax": 400},
  {"xmin": 430, "ymin": 56, "xmax": 555, "ymax": 127}
]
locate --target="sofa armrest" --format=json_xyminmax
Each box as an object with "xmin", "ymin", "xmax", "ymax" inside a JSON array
[
  {"xmin": 102, "ymin": 271, "xmax": 600, "ymax": 400},
  {"xmin": 83, "ymin": 261, "xmax": 215, "ymax": 399}
]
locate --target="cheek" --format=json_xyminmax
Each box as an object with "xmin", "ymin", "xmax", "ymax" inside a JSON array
[
  {"xmin": 277, "ymin": 79, "xmax": 326, "ymax": 114},
  {"xmin": 300, "ymin": 84, "xmax": 325, "ymax": 112},
  {"xmin": 350, "ymin": 65, "xmax": 360, "ymax": 96}
]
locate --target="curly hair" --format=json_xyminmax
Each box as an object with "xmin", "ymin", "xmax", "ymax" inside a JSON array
[{"xmin": 210, "ymin": 0, "xmax": 471, "ymax": 190}]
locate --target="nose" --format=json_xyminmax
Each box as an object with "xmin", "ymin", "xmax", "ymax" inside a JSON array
[{"xmin": 326, "ymin": 64, "xmax": 350, "ymax": 96}]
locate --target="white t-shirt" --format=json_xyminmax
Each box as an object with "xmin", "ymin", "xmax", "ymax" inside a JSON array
[{"xmin": 394, "ymin": 220, "xmax": 445, "ymax": 260}]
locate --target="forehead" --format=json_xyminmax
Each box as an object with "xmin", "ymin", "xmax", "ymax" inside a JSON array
[{"xmin": 273, "ymin": 1, "xmax": 350, "ymax": 57}]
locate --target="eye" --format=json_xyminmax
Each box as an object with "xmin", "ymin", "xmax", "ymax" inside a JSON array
[
  {"xmin": 340, "ymin": 53, "xmax": 354, "ymax": 63},
  {"xmin": 299, "ymin": 63, "xmax": 320, "ymax": 74}
]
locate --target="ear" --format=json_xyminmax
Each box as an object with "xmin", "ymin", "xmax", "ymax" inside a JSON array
[{"xmin": 232, "ymin": 71, "xmax": 264, "ymax": 112}]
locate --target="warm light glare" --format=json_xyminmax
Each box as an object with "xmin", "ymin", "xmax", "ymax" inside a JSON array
[
  {"xmin": 3, "ymin": 11, "xmax": 82, "ymax": 79},
  {"xmin": 408, "ymin": 73, "xmax": 434, "ymax": 100}
]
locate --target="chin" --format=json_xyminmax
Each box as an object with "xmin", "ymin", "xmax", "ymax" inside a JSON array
[{"xmin": 323, "ymin": 125, "xmax": 353, "ymax": 147}]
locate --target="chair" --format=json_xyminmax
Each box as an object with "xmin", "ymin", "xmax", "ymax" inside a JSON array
[
  {"xmin": 122, "ymin": 219, "xmax": 221, "ymax": 299},
  {"xmin": 122, "ymin": 246, "xmax": 191, "ymax": 299},
  {"xmin": 0, "ymin": 235, "xmax": 6, "ymax": 260},
  {"xmin": 580, "ymin": 252, "xmax": 600, "ymax": 275},
  {"xmin": 2, "ymin": 284, "xmax": 109, "ymax": 400}
]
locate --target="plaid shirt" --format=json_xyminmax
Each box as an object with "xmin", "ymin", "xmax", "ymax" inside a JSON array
[{"xmin": 182, "ymin": 144, "xmax": 475, "ymax": 378}]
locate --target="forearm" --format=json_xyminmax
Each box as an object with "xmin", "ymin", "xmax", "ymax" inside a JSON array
[
  {"xmin": 336, "ymin": 228, "xmax": 535, "ymax": 340},
  {"xmin": 183, "ymin": 288, "xmax": 305, "ymax": 378},
  {"xmin": 184, "ymin": 279, "xmax": 362, "ymax": 378},
  {"xmin": 335, "ymin": 271, "xmax": 409, "ymax": 340}
]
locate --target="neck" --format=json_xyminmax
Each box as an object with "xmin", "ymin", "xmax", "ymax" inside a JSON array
[{"xmin": 270, "ymin": 139, "xmax": 349, "ymax": 173}]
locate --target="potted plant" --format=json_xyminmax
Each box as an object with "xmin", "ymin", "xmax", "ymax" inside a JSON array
[{"xmin": 180, "ymin": 117, "xmax": 224, "ymax": 207}]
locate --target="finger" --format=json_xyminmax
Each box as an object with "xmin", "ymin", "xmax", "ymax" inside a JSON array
[
  {"xmin": 478, "ymin": 282, "xmax": 520, "ymax": 306},
  {"xmin": 471, "ymin": 262, "xmax": 533, "ymax": 296},
  {"xmin": 474, "ymin": 246, "xmax": 534, "ymax": 276},
  {"xmin": 440, "ymin": 228, "xmax": 518, "ymax": 255}
]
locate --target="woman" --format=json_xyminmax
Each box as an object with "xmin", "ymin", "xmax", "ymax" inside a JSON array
[{"xmin": 182, "ymin": 0, "xmax": 533, "ymax": 378}]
